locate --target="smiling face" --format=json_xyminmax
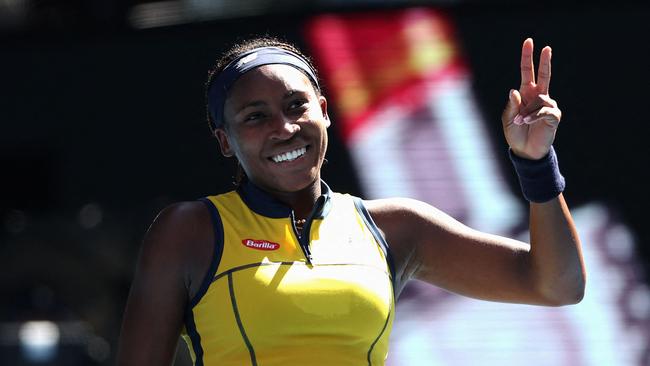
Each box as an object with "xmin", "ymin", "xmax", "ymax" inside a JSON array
[{"xmin": 214, "ymin": 64, "xmax": 330, "ymax": 195}]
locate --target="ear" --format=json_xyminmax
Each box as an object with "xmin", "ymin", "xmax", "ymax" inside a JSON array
[
  {"xmin": 214, "ymin": 128, "xmax": 235, "ymax": 157},
  {"xmin": 319, "ymin": 96, "xmax": 331, "ymax": 128}
]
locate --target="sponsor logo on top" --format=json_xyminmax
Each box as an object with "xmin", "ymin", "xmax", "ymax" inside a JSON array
[{"xmin": 242, "ymin": 239, "xmax": 280, "ymax": 251}]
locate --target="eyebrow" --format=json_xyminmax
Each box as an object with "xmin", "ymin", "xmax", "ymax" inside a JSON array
[
  {"xmin": 235, "ymin": 89, "xmax": 308, "ymax": 114},
  {"xmin": 236, "ymin": 100, "xmax": 266, "ymax": 114}
]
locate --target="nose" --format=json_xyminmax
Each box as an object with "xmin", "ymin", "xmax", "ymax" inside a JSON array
[{"xmin": 269, "ymin": 113, "xmax": 300, "ymax": 141}]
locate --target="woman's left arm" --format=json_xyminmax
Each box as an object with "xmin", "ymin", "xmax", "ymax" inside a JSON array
[
  {"xmin": 367, "ymin": 194, "xmax": 585, "ymax": 306},
  {"xmin": 367, "ymin": 38, "xmax": 585, "ymax": 305},
  {"xmin": 502, "ymin": 38, "xmax": 586, "ymax": 304},
  {"xmin": 526, "ymin": 195, "xmax": 585, "ymax": 305}
]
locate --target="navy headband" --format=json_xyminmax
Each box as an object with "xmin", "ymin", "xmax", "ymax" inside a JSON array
[{"xmin": 207, "ymin": 46, "xmax": 320, "ymax": 129}]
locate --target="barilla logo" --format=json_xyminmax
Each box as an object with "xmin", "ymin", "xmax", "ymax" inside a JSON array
[{"xmin": 242, "ymin": 239, "xmax": 280, "ymax": 251}]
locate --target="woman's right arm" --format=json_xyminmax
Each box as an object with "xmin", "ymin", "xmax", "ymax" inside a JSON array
[{"xmin": 116, "ymin": 201, "xmax": 213, "ymax": 365}]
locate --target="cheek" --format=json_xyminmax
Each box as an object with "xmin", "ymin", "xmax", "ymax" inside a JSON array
[{"xmin": 230, "ymin": 131, "xmax": 263, "ymax": 162}]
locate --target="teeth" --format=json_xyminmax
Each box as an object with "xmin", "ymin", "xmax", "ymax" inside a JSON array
[{"xmin": 272, "ymin": 147, "xmax": 307, "ymax": 163}]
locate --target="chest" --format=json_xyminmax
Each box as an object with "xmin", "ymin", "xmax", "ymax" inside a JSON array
[{"xmin": 187, "ymin": 194, "xmax": 395, "ymax": 365}]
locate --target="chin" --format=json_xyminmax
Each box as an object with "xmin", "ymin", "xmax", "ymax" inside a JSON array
[{"xmin": 273, "ymin": 174, "xmax": 320, "ymax": 194}]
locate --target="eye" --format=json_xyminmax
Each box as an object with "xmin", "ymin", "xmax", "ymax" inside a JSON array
[
  {"xmin": 244, "ymin": 112, "xmax": 266, "ymax": 122},
  {"xmin": 288, "ymin": 99, "xmax": 308, "ymax": 112}
]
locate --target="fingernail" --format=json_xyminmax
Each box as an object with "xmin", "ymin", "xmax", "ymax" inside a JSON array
[
  {"xmin": 523, "ymin": 116, "xmax": 532, "ymax": 124},
  {"xmin": 513, "ymin": 114, "xmax": 523, "ymax": 125}
]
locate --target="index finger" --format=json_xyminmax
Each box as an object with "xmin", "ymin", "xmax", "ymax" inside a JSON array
[
  {"xmin": 520, "ymin": 38, "xmax": 535, "ymax": 88},
  {"xmin": 537, "ymin": 46, "xmax": 552, "ymax": 94}
]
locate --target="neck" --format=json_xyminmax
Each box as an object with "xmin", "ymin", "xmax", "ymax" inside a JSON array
[
  {"xmin": 277, "ymin": 180, "xmax": 321, "ymax": 220},
  {"xmin": 251, "ymin": 178, "xmax": 321, "ymax": 220}
]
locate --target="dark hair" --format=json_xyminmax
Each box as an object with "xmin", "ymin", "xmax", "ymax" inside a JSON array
[{"xmin": 205, "ymin": 36, "xmax": 321, "ymax": 135}]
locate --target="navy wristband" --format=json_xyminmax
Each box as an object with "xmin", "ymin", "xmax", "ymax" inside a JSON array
[{"xmin": 509, "ymin": 146, "xmax": 565, "ymax": 203}]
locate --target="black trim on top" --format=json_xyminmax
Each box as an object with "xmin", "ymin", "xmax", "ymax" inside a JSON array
[
  {"xmin": 366, "ymin": 302, "xmax": 392, "ymax": 366},
  {"xmin": 211, "ymin": 261, "xmax": 389, "ymax": 284},
  {"xmin": 184, "ymin": 307, "xmax": 204, "ymax": 366},
  {"xmin": 237, "ymin": 180, "xmax": 292, "ymax": 218},
  {"xmin": 213, "ymin": 261, "xmax": 295, "ymax": 283},
  {"xmin": 183, "ymin": 198, "xmax": 226, "ymax": 365},
  {"xmin": 228, "ymin": 273, "xmax": 258, "ymax": 366},
  {"xmin": 353, "ymin": 197, "xmax": 396, "ymax": 365},
  {"xmin": 236, "ymin": 179, "xmax": 333, "ymax": 219},
  {"xmin": 190, "ymin": 198, "xmax": 225, "ymax": 308},
  {"xmin": 352, "ymin": 197, "xmax": 399, "ymax": 297},
  {"xmin": 316, "ymin": 181, "xmax": 333, "ymax": 218}
]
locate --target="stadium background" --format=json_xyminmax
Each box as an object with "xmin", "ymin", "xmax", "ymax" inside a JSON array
[{"xmin": 1, "ymin": 1, "xmax": 649, "ymax": 365}]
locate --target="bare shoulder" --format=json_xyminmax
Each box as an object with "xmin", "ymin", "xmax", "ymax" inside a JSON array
[
  {"xmin": 149, "ymin": 200, "xmax": 212, "ymax": 237},
  {"xmin": 362, "ymin": 197, "xmax": 464, "ymax": 289},
  {"xmin": 117, "ymin": 200, "xmax": 215, "ymax": 365},
  {"xmin": 363, "ymin": 196, "xmax": 526, "ymax": 255},
  {"xmin": 363, "ymin": 197, "xmax": 534, "ymax": 302},
  {"xmin": 142, "ymin": 200, "xmax": 215, "ymax": 297},
  {"xmin": 146, "ymin": 201, "xmax": 212, "ymax": 248},
  {"xmin": 363, "ymin": 197, "xmax": 463, "ymax": 235}
]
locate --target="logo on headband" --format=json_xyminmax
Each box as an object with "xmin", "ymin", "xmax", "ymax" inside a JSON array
[{"xmin": 237, "ymin": 52, "xmax": 259, "ymax": 67}]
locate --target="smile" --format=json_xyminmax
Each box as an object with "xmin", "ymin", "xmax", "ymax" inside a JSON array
[{"xmin": 271, "ymin": 146, "xmax": 307, "ymax": 163}]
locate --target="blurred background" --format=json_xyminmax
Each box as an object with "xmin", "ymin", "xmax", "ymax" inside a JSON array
[{"xmin": 1, "ymin": 0, "xmax": 649, "ymax": 365}]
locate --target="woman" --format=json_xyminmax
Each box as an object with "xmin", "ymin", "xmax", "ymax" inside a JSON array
[{"xmin": 117, "ymin": 36, "xmax": 586, "ymax": 365}]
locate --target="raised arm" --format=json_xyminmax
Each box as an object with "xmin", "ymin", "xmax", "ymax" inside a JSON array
[
  {"xmin": 367, "ymin": 38, "xmax": 585, "ymax": 306},
  {"xmin": 502, "ymin": 38, "xmax": 586, "ymax": 303},
  {"xmin": 117, "ymin": 202, "xmax": 214, "ymax": 365},
  {"xmin": 367, "ymin": 197, "xmax": 582, "ymax": 305}
]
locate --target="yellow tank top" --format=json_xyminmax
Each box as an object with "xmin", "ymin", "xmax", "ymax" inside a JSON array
[{"xmin": 180, "ymin": 181, "xmax": 396, "ymax": 366}]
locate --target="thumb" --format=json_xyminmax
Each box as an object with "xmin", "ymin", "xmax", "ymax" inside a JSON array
[{"xmin": 502, "ymin": 89, "xmax": 522, "ymax": 127}]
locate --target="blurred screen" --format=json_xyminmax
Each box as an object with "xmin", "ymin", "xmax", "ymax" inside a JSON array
[{"xmin": 305, "ymin": 8, "xmax": 650, "ymax": 365}]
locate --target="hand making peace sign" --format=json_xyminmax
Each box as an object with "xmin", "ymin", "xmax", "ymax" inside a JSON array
[{"xmin": 502, "ymin": 38, "xmax": 562, "ymax": 160}]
